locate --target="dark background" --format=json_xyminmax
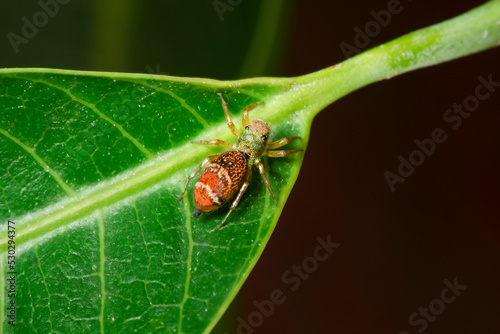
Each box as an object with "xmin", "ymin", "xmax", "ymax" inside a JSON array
[
  {"xmin": 2, "ymin": 0, "xmax": 499, "ymax": 333},
  {"xmin": 231, "ymin": 1, "xmax": 500, "ymax": 333}
]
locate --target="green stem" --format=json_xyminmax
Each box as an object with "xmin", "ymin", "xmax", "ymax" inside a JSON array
[{"xmin": 273, "ymin": 0, "xmax": 500, "ymax": 123}]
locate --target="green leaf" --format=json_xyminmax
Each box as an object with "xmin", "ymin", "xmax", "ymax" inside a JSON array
[
  {"xmin": 0, "ymin": 71, "xmax": 306, "ymax": 333},
  {"xmin": 1, "ymin": 1, "xmax": 500, "ymax": 333}
]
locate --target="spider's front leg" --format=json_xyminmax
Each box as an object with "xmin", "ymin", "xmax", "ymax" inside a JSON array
[
  {"xmin": 242, "ymin": 101, "xmax": 263, "ymax": 128},
  {"xmin": 267, "ymin": 136, "xmax": 301, "ymax": 149},
  {"xmin": 218, "ymin": 93, "xmax": 240, "ymax": 138},
  {"xmin": 265, "ymin": 148, "xmax": 303, "ymax": 158}
]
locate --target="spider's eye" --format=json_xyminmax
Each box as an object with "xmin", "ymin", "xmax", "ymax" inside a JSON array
[{"xmin": 261, "ymin": 134, "xmax": 268, "ymax": 141}]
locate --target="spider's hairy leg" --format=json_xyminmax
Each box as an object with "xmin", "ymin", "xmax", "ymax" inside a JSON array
[
  {"xmin": 264, "ymin": 148, "xmax": 303, "ymax": 158},
  {"xmin": 191, "ymin": 139, "xmax": 233, "ymax": 149},
  {"xmin": 242, "ymin": 101, "xmax": 264, "ymax": 128},
  {"xmin": 266, "ymin": 136, "xmax": 301, "ymax": 149},
  {"xmin": 218, "ymin": 93, "xmax": 240, "ymax": 138},
  {"xmin": 255, "ymin": 160, "xmax": 278, "ymax": 207},
  {"xmin": 214, "ymin": 165, "xmax": 253, "ymax": 230}
]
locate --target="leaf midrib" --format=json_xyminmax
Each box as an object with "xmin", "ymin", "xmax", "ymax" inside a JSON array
[
  {"xmin": 0, "ymin": 141, "xmax": 213, "ymax": 250},
  {"xmin": 0, "ymin": 81, "xmax": 310, "ymax": 251}
]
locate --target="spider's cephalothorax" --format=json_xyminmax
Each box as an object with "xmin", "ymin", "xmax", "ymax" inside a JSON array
[
  {"xmin": 236, "ymin": 119, "xmax": 271, "ymax": 159},
  {"xmin": 179, "ymin": 93, "xmax": 302, "ymax": 230}
]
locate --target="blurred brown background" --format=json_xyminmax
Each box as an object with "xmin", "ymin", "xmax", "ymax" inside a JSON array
[{"xmin": 238, "ymin": 1, "xmax": 500, "ymax": 333}]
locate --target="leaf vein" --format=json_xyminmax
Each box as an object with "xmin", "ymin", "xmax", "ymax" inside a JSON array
[
  {"xmin": 98, "ymin": 211, "xmax": 106, "ymax": 334},
  {"xmin": 36, "ymin": 246, "xmax": 54, "ymax": 332},
  {"xmin": 0, "ymin": 127, "xmax": 76, "ymax": 196},
  {"xmin": 15, "ymin": 77, "xmax": 155, "ymax": 160},
  {"xmin": 178, "ymin": 184, "xmax": 194, "ymax": 333},
  {"xmin": 133, "ymin": 201, "xmax": 153, "ymax": 306},
  {"xmin": 142, "ymin": 84, "xmax": 210, "ymax": 129}
]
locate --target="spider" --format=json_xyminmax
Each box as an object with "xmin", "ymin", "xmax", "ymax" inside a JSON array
[{"xmin": 179, "ymin": 93, "xmax": 302, "ymax": 230}]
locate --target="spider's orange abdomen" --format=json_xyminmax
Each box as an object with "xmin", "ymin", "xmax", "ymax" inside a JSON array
[
  {"xmin": 194, "ymin": 151, "xmax": 247, "ymax": 214},
  {"xmin": 178, "ymin": 93, "xmax": 302, "ymax": 230}
]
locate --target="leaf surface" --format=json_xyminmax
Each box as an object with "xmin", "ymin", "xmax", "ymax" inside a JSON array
[{"xmin": 0, "ymin": 70, "xmax": 306, "ymax": 333}]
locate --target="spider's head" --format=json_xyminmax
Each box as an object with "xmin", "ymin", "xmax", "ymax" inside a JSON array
[
  {"xmin": 236, "ymin": 119, "xmax": 271, "ymax": 159},
  {"xmin": 247, "ymin": 119, "xmax": 271, "ymax": 142}
]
